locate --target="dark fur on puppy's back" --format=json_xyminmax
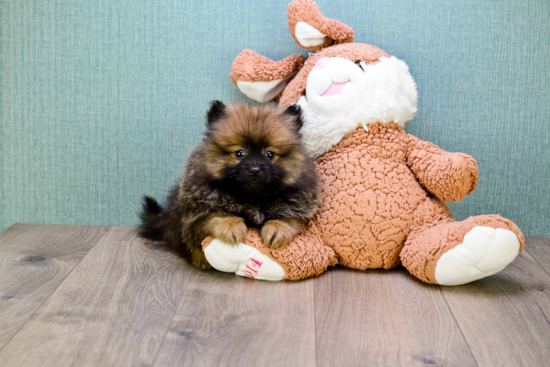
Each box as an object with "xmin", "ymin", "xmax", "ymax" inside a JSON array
[{"xmin": 139, "ymin": 101, "xmax": 320, "ymax": 268}]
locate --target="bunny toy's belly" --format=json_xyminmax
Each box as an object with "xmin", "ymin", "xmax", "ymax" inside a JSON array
[{"xmin": 314, "ymin": 141, "xmax": 428, "ymax": 270}]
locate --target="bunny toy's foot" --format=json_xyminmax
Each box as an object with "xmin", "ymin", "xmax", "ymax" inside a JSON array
[
  {"xmin": 434, "ymin": 226, "xmax": 520, "ymax": 286},
  {"xmin": 202, "ymin": 223, "xmax": 338, "ymax": 281},
  {"xmin": 401, "ymin": 214, "xmax": 524, "ymax": 286},
  {"xmin": 203, "ymin": 239, "xmax": 285, "ymax": 281}
]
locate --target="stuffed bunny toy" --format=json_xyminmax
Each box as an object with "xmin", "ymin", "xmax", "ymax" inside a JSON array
[{"xmin": 201, "ymin": 0, "xmax": 524, "ymax": 285}]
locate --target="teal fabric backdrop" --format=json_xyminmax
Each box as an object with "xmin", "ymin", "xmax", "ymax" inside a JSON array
[{"xmin": 1, "ymin": 0, "xmax": 549, "ymax": 235}]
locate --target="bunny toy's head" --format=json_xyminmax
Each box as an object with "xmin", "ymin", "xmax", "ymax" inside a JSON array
[{"xmin": 230, "ymin": 0, "xmax": 418, "ymax": 157}]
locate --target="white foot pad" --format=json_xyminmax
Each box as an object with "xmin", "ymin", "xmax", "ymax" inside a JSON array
[
  {"xmin": 434, "ymin": 226, "xmax": 520, "ymax": 286},
  {"xmin": 203, "ymin": 239, "xmax": 285, "ymax": 281}
]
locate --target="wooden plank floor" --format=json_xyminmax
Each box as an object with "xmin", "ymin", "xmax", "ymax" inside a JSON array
[{"xmin": 0, "ymin": 224, "xmax": 549, "ymax": 367}]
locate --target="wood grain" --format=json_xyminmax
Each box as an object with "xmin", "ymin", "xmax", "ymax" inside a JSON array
[
  {"xmin": 153, "ymin": 267, "xmax": 316, "ymax": 367},
  {"xmin": 1, "ymin": 224, "xmax": 549, "ymax": 367},
  {"xmin": 313, "ymin": 266, "xmax": 477, "ymax": 367},
  {"xmin": 525, "ymin": 237, "xmax": 550, "ymax": 276},
  {"xmin": 0, "ymin": 226, "xmax": 188, "ymax": 367},
  {"xmin": 0, "ymin": 223, "xmax": 107, "ymax": 351},
  {"xmin": 441, "ymin": 249, "xmax": 550, "ymax": 367}
]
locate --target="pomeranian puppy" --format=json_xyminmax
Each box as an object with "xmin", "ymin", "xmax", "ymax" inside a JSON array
[{"xmin": 139, "ymin": 101, "xmax": 320, "ymax": 270}]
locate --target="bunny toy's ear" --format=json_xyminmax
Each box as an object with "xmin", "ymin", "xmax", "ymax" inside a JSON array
[
  {"xmin": 229, "ymin": 50, "xmax": 306, "ymax": 103},
  {"xmin": 287, "ymin": 0, "xmax": 354, "ymax": 51}
]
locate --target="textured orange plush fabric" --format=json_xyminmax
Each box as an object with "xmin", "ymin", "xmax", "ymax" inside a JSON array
[
  {"xmin": 404, "ymin": 134, "xmax": 479, "ymax": 202},
  {"xmin": 313, "ymin": 124, "xmax": 523, "ymax": 281},
  {"xmin": 229, "ymin": 50, "xmax": 306, "ymax": 84},
  {"xmin": 287, "ymin": 0, "xmax": 354, "ymax": 51},
  {"xmin": 314, "ymin": 123, "xmax": 427, "ymax": 270}
]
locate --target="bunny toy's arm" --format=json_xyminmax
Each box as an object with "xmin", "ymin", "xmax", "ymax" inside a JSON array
[{"xmin": 403, "ymin": 134, "xmax": 479, "ymax": 202}]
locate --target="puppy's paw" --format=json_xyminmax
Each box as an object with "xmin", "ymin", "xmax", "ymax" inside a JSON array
[
  {"xmin": 261, "ymin": 220, "xmax": 300, "ymax": 249},
  {"xmin": 191, "ymin": 248, "xmax": 212, "ymax": 270},
  {"xmin": 210, "ymin": 216, "xmax": 247, "ymax": 245}
]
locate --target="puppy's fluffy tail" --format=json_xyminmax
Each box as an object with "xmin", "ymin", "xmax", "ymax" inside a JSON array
[{"xmin": 139, "ymin": 196, "xmax": 166, "ymax": 241}]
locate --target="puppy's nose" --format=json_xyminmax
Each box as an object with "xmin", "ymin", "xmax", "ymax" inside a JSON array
[{"xmin": 249, "ymin": 166, "xmax": 261, "ymax": 175}]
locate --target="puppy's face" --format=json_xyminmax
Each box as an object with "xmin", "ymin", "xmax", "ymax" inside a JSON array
[{"xmin": 202, "ymin": 101, "xmax": 306, "ymax": 193}]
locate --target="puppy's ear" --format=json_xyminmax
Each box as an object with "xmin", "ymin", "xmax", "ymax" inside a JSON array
[
  {"xmin": 284, "ymin": 105, "xmax": 304, "ymax": 131},
  {"xmin": 206, "ymin": 100, "xmax": 227, "ymax": 128}
]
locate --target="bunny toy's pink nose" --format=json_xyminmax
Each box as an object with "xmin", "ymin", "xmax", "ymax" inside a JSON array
[{"xmin": 315, "ymin": 57, "xmax": 331, "ymax": 69}]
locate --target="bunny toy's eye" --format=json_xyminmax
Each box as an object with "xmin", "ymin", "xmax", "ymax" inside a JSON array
[{"xmin": 355, "ymin": 62, "xmax": 364, "ymax": 70}]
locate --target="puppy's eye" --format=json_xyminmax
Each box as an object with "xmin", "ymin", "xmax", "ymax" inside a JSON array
[
  {"xmin": 235, "ymin": 150, "xmax": 246, "ymax": 159},
  {"xmin": 266, "ymin": 151, "xmax": 275, "ymax": 160},
  {"xmin": 355, "ymin": 62, "xmax": 364, "ymax": 70}
]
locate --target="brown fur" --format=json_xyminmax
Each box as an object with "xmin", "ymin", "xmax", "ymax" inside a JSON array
[
  {"xmin": 139, "ymin": 101, "xmax": 320, "ymax": 269},
  {"xmin": 191, "ymin": 248, "xmax": 211, "ymax": 270},
  {"xmin": 202, "ymin": 214, "xmax": 247, "ymax": 245},
  {"xmin": 261, "ymin": 218, "xmax": 305, "ymax": 248},
  {"xmin": 202, "ymin": 102, "xmax": 307, "ymax": 185}
]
